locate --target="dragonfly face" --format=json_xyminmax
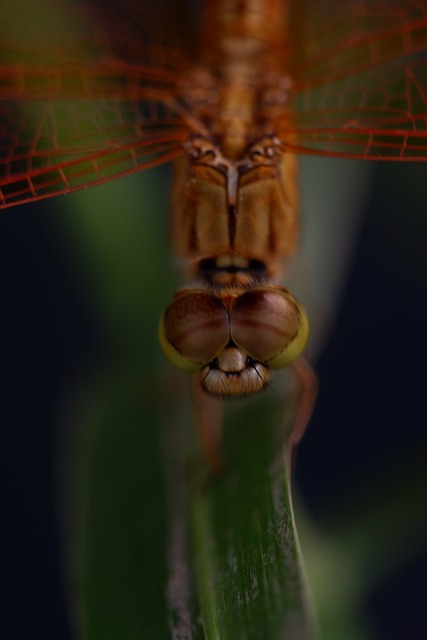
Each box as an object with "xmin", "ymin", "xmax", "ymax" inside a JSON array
[
  {"xmin": 160, "ymin": 285, "xmax": 309, "ymax": 395},
  {"xmin": 1, "ymin": 0, "xmax": 427, "ymax": 401}
]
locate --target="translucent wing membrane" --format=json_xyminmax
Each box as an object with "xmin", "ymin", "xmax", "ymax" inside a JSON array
[
  {"xmin": 0, "ymin": 0, "xmax": 191, "ymax": 69},
  {"xmin": 288, "ymin": 61, "xmax": 427, "ymax": 160},
  {"xmin": 0, "ymin": 0, "xmax": 192, "ymax": 207},
  {"xmin": 292, "ymin": 0, "xmax": 427, "ymax": 83},
  {"xmin": 0, "ymin": 99, "xmax": 189, "ymax": 207},
  {"xmin": 288, "ymin": 0, "xmax": 427, "ymax": 159}
]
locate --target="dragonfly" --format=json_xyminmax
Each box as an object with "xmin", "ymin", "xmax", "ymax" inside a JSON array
[{"xmin": 1, "ymin": 0, "xmax": 427, "ymax": 470}]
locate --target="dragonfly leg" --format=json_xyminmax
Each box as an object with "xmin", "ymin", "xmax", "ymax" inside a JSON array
[
  {"xmin": 289, "ymin": 357, "xmax": 318, "ymax": 449},
  {"xmin": 191, "ymin": 375, "xmax": 224, "ymax": 478}
]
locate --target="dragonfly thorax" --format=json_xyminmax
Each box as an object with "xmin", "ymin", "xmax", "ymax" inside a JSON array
[{"xmin": 171, "ymin": 134, "xmax": 298, "ymax": 281}]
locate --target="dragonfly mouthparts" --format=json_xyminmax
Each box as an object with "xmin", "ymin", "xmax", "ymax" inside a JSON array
[{"xmin": 201, "ymin": 347, "xmax": 270, "ymax": 396}]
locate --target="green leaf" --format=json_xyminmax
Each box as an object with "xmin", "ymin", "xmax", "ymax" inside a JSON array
[
  {"xmin": 68, "ymin": 367, "xmax": 316, "ymax": 639},
  {"xmin": 188, "ymin": 395, "xmax": 316, "ymax": 640}
]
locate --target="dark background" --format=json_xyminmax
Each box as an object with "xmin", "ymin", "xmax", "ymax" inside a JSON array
[
  {"xmin": 297, "ymin": 161, "xmax": 427, "ymax": 639},
  {"xmin": 1, "ymin": 161, "xmax": 426, "ymax": 639}
]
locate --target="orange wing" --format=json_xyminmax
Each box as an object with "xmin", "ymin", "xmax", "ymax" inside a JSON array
[
  {"xmin": 287, "ymin": 0, "xmax": 427, "ymax": 160},
  {"xmin": 0, "ymin": 0, "xmax": 195, "ymax": 208}
]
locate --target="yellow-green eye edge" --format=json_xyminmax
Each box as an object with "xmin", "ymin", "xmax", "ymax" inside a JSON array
[
  {"xmin": 267, "ymin": 304, "xmax": 309, "ymax": 369},
  {"xmin": 158, "ymin": 313, "xmax": 201, "ymax": 372}
]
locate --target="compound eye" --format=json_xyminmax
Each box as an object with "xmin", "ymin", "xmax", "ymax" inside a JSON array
[
  {"xmin": 230, "ymin": 287, "xmax": 309, "ymax": 368},
  {"xmin": 266, "ymin": 304, "xmax": 309, "ymax": 368},
  {"xmin": 159, "ymin": 289, "xmax": 230, "ymax": 372}
]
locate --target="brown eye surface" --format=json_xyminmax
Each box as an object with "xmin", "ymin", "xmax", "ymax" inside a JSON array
[
  {"xmin": 160, "ymin": 289, "xmax": 230, "ymax": 368},
  {"xmin": 230, "ymin": 287, "xmax": 307, "ymax": 365}
]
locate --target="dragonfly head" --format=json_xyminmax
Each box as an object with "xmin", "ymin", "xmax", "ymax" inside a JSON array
[{"xmin": 159, "ymin": 285, "xmax": 309, "ymax": 396}]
